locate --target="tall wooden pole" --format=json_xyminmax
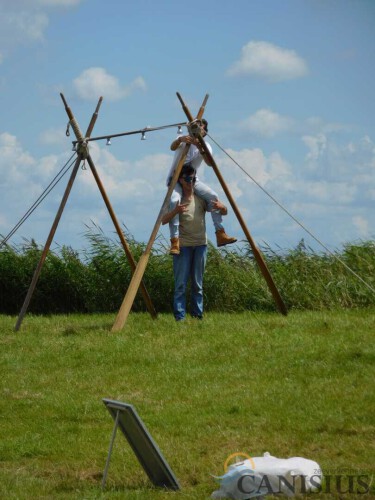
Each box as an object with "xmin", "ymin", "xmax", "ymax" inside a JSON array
[
  {"xmin": 203, "ymin": 150, "xmax": 287, "ymax": 315},
  {"xmin": 62, "ymin": 94, "xmax": 157, "ymax": 319},
  {"xmin": 111, "ymin": 95, "xmax": 209, "ymax": 332},
  {"xmin": 14, "ymin": 96, "xmax": 101, "ymax": 331},
  {"xmin": 85, "ymin": 155, "xmax": 157, "ymax": 318},
  {"xmin": 177, "ymin": 94, "xmax": 288, "ymax": 316},
  {"xmin": 14, "ymin": 156, "xmax": 82, "ymax": 331}
]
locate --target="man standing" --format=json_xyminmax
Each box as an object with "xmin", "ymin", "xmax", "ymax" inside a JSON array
[
  {"xmin": 162, "ymin": 164, "xmax": 230, "ymax": 321},
  {"xmin": 166, "ymin": 119, "xmax": 236, "ymax": 255}
]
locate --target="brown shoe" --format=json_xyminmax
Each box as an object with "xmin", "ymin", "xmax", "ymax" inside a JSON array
[
  {"xmin": 169, "ymin": 237, "xmax": 180, "ymax": 255},
  {"xmin": 216, "ymin": 228, "xmax": 237, "ymax": 247}
]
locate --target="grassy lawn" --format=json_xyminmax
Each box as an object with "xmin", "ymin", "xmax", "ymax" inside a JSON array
[{"xmin": 0, "ymin": 309, "xmax": 374, "ymax": 499}]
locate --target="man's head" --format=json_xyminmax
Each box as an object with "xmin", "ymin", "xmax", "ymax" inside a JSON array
[
  {"xmin": 188, "ymin": 119, "xmax": 208, "ymax": 138},
  {"xmin": 178, "ymin": 164, "xmax": 196, "ymax": 187}
]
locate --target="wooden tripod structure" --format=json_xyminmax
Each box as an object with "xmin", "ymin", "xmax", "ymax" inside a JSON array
[
  {"xmin": 111, "ymin": 93, "xmax": 287, "ymax": 332},
  {"xmin": 14, "ymin": 94, "xmax": 157, "ymax": 331}
]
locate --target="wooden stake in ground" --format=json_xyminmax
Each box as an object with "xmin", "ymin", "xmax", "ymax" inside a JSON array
[
  {"xmin": 176, "ymin": 93, "xmax": 288, "ymax": 316},
  {"xmin": 111, "ymin": 94, "xmax": 209, "ymax": 332}
]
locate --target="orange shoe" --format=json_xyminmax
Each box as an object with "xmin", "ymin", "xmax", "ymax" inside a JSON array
[
  {"xmin": 169, "ymin": 237, "xmax": 180, "ymax": 255},
  {"xmin": 216, "ymin": 229, "xmax": 237, "ymax": 247}
]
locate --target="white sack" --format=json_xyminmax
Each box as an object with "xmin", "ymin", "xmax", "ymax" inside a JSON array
[{"xmin": 212, "ymin": 452, "xmax": 322, "ymax": 499}]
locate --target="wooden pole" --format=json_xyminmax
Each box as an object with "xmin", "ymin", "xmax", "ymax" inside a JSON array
[
  {"xmin": 14, "ymin": 95, "xmax": 102, "ymax": 331},
  {"xmin": 201, "ymin": 149, "xmax": 288, "ymax": 315},
  {"xmin": 85, "ymin": 154, "xmax": 157, "ymax": 318},
  {"xmin": 14, "ymin": 156, "xmax": 82, "ymax": 331},
  {"xmin": 111, "ymin": 145, "xmax": 189, "ymax": 331},
  {"xmin": 177, "ymin": 94, "xmax": 288, "ymax": 316},
  {"xmin": 111, "ymin": 94, "xmax": 209, "ymax": 332},
  {"xmin": 63, "ymin": 93, "xmax": 157, "ymax": 318}
]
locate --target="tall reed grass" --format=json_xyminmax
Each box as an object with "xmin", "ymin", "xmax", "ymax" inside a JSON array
[{"xmin": 0, "ymin": 227, "xmax": 374, "ymax": 315}]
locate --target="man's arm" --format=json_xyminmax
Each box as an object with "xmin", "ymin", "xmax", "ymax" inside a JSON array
[
  {"xmin": 170, "ymin": 136, "xmax": 213, "ymax": 166},
  {"xmin": 170, "ymin": 135, "xmax": 197, "ymax": 151},
  {"xmin": 161, "ymin": 202, "xmax": 189, "ymax": 225}
]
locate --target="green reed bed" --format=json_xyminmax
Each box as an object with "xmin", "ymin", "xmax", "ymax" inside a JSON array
[{"xmin": 1, "ymin": 228, "xmax": 374, "ymax": 315}]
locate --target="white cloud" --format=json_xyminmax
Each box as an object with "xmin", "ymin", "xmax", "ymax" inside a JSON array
[
  {"xmin": 352, "ymin": 215, "xmax": 369, "ymax": 237},
  {"xmin": 305, "ymin": 116, "xmax": 349, "ymax": 135},
  {"xmin": 0, "ymin": 132, "xmax": 68, "ymax": 188},
  {"xmin": 302, "ymin": 133, "xmax": 327, "ymax": 161},
  {"xmin": 359, "ymin": 135, "xmax": 375, "ymax": 153},
  {"xmin": 1, "ymin": 10, "xmax": 48, "ymax": 44},
  {"xmin": 0, "ymin": 132, "xmax": 35, "ymax": 174},
  {"xmin": 269, "ymin": 152, "xmax": 292, "ymax": 177},
  {"xmin": 37, "ymin": 154, "xmax": 64, "ymax": 177},
  {"xmin": 301, "ymin": 133, "xmax": 375, "ymax": 190},
  {"xmin": 218, "ymin": 147, "xmax": 269, "ymax": 189},
  {"xmin": 227, "ymin": 40, "xmax": 308, "ymax": 81},
  {"xmin": 0, "ymin": 0, "xmax": 83, "ymax": 61},
  {"xmin": 208, "ymin": 147, "xmax": 293, "ymax": 211},
  {"xmin": 1, "ymin": 131, "xmax": 373, "ymax": 251},
  {"xmin": 299, "ymin": 134, "xmax": 375, "ymax": 208},
  {"xmin": 241, "ymin": 109, "xmax": 294, "ymax": 137},
  {"xmin": 39, "ymin": 127, "xmax": 67, "ymax": 146},
  {"xmin": 305, "ymin": 180, "xmax": 356, "ymax": 204},
  {"xmin": 73, "ymin": 67, "xmax": 147, "ymax": 101},
  {"xmin": 210, "ymin": 136, "xmax": 373, "ymax": 249},
  {"xmin": 0, "ymin": 132, "xmax": 68, "ymax": 236},
  {"xmin": 133, "ymin": 153, "xmax": 172, "ymax": 175},
  {"xmin": 78, "ymin": 143, "xmax": 169, "ymax": 201}
]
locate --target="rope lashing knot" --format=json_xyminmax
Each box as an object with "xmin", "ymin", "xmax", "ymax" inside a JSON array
[
  {"xmin": 69, "ymin": 118, "xmax": 84, "ymax": 142},
  {"xmin": 187, "ymin": 119, "xmax": 203, "ymax": 138},
  {"xmin": 76, "ymin": 140, "xmax": 89, "ymax": 159},
  {"xmin": 67, "ymin": 117, "xmax": 88, "ymax": 158}
]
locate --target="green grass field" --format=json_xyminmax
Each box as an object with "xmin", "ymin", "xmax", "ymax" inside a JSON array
[{"xmin": 0, "ymin": 309, "xmax": 374, "ymax": 499}]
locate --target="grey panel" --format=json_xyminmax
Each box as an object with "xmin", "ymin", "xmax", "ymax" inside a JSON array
[{"xmin": 102, "ymin": 399, "xmax": 180, "ymax": 490}]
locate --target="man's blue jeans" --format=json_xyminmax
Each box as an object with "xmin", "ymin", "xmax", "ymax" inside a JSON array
[{"xmin": 173, "ymin": 245, "xmax": 207, "ymax": 321}]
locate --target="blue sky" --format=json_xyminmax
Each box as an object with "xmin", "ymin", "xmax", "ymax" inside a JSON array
[{"xmin": 1, "ymin": 0, "xmax": 374, "ymax": 254}]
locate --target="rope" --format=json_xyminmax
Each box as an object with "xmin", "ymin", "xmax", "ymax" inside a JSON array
[
  {"xmin": 69, "ymin": 118, "xmax": 84, "ymax": 141},
  {"xmin": 207, "ymin": 132, "xmax": 375, "ymax": 295},
  {"xmin": 0, "ymin": 152, "xmax": 78, "ymax": 249}
]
